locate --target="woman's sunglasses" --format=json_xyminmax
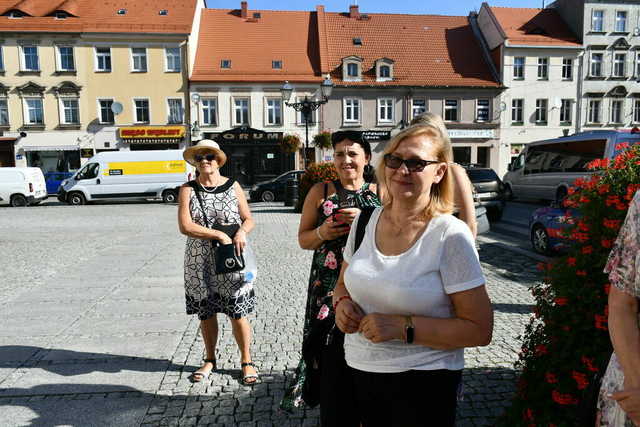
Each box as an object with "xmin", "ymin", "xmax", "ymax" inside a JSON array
[
  {"xmin": 194, "ymin": 153, "xmax": 217, "ymax": 162},
  {"xmin": 383, "ymin": 153, "xmax": 440, "ymax": 172}
]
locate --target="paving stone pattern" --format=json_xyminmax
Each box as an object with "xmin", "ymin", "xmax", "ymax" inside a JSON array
[{"xmin": 0, "ymin": 202, "xmax": 537, "ymax": 426}]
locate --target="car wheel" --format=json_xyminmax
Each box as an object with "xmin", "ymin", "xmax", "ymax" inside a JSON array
[
  {"xmin": 261, "ymin": 190, "xmax": 275, "ymax": 203},
  {"xmin": 487, "ymin": 207, "xmax": 503, "ymax": 222},
  {"xmin": 10, "ymin": 194, "xmax": 28, "ymax": 207},
  {"xmin": 162, "ymin": 189, "xmax": 177, "ymax": 204},
  {"xmin": 68, "ymin": 192, "xmax": 86, "ymax": 206},
  {"xmin": 504, "ymin": 184, "xmax": 513, "ymax": 201},
  {"xmin": 531, "ymin": 225, "xmax": 550, "ymax": 255}
]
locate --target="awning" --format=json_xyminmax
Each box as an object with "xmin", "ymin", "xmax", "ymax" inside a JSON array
[{"xmin": 22, "ymin": 145, "xmax": 79, "ymax": 151}]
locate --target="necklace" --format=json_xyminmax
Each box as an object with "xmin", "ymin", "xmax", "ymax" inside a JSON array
[{"xmin": 198, "ymin": 178, "xmax": 220, "ymax": 193}]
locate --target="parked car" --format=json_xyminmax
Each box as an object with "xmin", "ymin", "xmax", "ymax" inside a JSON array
[
  {"xmin": 44, "ymin": 171, "xmax": 74, "ymax": 195},
  {"xmin": 0, "ymin": 167, "xmax": 48, "ymax": 207},
  {"xmin": 464, "ymin": 166, "xmax": 507, "ymax": 222},
  {"xmin": 529, "ymin": 203, "xmax": 579, "ymax": 255},
  {"xmin": 250, "ymin": 170, "xmax": 304, "ymax": 202}
]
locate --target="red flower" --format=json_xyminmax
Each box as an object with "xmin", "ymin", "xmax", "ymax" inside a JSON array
[
  {"xmin": 602, "ymin": 239, "xmax": 613, "ymax": 248},
  {"xmin": 552, "ymin": 390, "xmax": 579, "ymax": 405},
  {"xmin": 606, "ymin": 195, "xmax": 621, "ymax": 207},
  {"xmin": 567, "ymin": 257, "xmax": 577, "ymax": 266},
  {"xmin": 537, "ymin": 262, "xmax": 546, "ymax": 271},
  {"xmin": 577, "ymin": 220, "xmax": 590, "ymax": 232},
  {"xmin": 545, "ymin": 372, "xmax": 558, "ymax": 383},
  {"xmin": 582, "ymin": 356, "xmax": 599, "ymax": 372},
  {"xmin": 572, "ymin": 370, "xmax": 589, "ymax": 390},
  {"xmin": 579, "ymin": 196, "xmax": 591, "ymax": 204},
  {"xmin": 604, "ymin": 283, "xmax": 611, "ymax": 295},
  {"xmin": 554, "ymin": 297, "xmax": 568, "ymax": 306},
  {"xmin": 535, "ymin": 344, "xmax": 548, "ymax": 355},
  {"xmin": 576, "ymin": 270, "xmax": 587, "ymax": 277},
  {"xmin": 595, "ymin": 314, "xmax": 608, "ymax": 330},
  {"xmin": 597, "ymin": 184, "xmax": 611, "ymax": 195},
  {"xmin": 581, "ymin": 246, "xmax": 593, "ymax": 255},
  {"xmin": 615, "ymin": 142, "xmax": 630, "ymax": 151},
  {"xmin": 523, "ymin": 408, "xmax": 534, "ymax": 421},
  {"xmin": 603, "ymin": 218, "xmax": 622, "ymax": 229}
]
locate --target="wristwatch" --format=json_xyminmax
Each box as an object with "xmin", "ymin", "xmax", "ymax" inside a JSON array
[{"xmin": 404, "ymin": 315, "xmax": 414, "ymax": 344}]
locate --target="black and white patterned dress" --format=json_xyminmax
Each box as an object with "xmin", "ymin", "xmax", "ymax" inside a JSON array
[{"xmin": 183, "ymin": 179, "xmax": 256, "ymax": 320}]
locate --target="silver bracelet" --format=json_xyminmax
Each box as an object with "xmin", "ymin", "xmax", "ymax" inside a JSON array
[{"xmin": 315, "ymin": 226, "xmax": 326, "ymax": 241}]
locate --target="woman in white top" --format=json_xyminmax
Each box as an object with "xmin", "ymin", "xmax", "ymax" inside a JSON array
[{"xmin": 333, "ymin": 123, "xmax": 493, "ymax": 426}]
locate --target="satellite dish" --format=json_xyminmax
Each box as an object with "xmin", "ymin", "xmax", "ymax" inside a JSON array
[{"xmin": 111, "ymin": 102, "xmax": 123, "ymax": 115}]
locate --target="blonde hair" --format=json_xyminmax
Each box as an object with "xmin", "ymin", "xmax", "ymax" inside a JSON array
[
  {"xmin": 375, "ymin": 122, "xmax": 454, "ymax": 219},
  {"xmin": 410, "ymin": 112, "xmax": 454, "ymax": 158}
]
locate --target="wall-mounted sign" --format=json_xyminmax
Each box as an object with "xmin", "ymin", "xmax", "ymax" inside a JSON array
[
  {"xmin": 266, "ymin": 153, "xmax": 275, "ymax": 159},
  {"xmin": 119, "ymin": 126, "xmax": 185, "ymax": 139},
  {"xmin": 80, "ymin": 148, "xmax": 94, "ymax": 158},
  {"xmin": 209, "ymin": 126, "xmax": 283, "ymax": 144},
  {"xmin": 362, "ymin": 130, "xmax": 391, "ymax": 141},
  {"xmin": 15, "ymin": 154, "xmax": 23, "ymax": 160},
  {"xmin": 448, "ymin": 129, "xmax": 496, "ymax": 139}
]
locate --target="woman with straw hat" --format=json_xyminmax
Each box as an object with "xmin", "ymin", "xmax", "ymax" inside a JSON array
[{"xmin": 178, "ymin": 140, "xmax": 259, "ymax": 385}]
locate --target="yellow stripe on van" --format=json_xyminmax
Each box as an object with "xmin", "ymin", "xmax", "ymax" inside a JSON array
[{"xmin": 103, "ymin": 160, "xmax": 187, "ymax": 176}]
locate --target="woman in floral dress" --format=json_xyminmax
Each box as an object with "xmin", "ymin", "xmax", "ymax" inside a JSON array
[
  {"xmin": 280, "ymin": 130, "xmax": 380, "ymax": 426},
  {"xmin": 597, "ymin": 190, "xmax": 640, "ymax": 426}
]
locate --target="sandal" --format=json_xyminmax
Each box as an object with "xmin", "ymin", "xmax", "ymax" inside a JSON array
[
  {"xmin": 241, "ymin": 362, "xmax": 260, "ymax": 385},
  {"xmin": 191, "ymin": 358, "xmax": 216, "ymax": 383}
]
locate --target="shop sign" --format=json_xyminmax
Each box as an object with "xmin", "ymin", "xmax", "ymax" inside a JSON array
[
  {"xmin": 80, "ymin": 148, "xmax": 94, "ymax": 158},
  {"xmin": 119, "ymin": 126, "xmax": 185, "ymax": 139},
  {"xmin": 448, "ymin": 129, "xmax": 495, "ymax": 139},
  {"xmin": 210, "ymin": 126, "xmax": 282, "ymax": 144},
  {"xmin": 362, "ymin": 131, "xmax": 391, "ymax": 141}
]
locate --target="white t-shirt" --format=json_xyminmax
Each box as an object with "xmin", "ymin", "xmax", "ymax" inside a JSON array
[{"xmin": 342, "ymin": 207, "xmax": 485, "ymax": 373}]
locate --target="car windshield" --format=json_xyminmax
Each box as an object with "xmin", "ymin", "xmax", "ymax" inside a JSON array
[{"xmin": 466, "ymin": 169, "xmax": 499, "ymax": 182}]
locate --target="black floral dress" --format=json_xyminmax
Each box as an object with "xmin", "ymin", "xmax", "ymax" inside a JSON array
[{"xmin": 280, "ymin": 181, "xmax": 380, "ymax": 411}]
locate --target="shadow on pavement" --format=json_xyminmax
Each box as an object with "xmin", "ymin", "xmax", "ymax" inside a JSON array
[
  {"xmin": 492, "ymin": 303, "xmax": 534, "ymax": 314},
  {"xmin": 459, "ymin": 366, "xmax": 518, "ymax": 425},
  {"xmin": 478, "ymin": 242, "xmax": 540, "ymax": 284}
]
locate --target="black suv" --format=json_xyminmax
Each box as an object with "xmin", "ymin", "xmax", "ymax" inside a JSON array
[
  {"xmin": 464, "ymin": 166, "xmax": 507, "ymax": 222},
  {"xmin": 249, "ymin": 170, "xmax": 304, "ymax": 202}
]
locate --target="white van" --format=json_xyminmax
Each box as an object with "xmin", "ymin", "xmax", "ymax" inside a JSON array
[
  {"xmin": 0, "ymin": 167, "xmax": 47, "ymax": 207},
  {"xmin": 504, "ymin": 129, "xmax": 640, "ymax": 201},
  {"xmin": 58, "ymin": 150, "xmax": 194, "ymax": 205}
]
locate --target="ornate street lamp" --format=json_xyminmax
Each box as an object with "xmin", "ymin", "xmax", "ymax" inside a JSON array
[
  {"xmin": 281, "ymin": 76, "xmax": 334, "ymax": 169},
  {"xmin": 190, "ymin": 93, "xmax": 202, "ymax": 143}
]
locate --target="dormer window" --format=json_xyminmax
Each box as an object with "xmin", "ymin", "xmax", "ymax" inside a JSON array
[
  {"xmin": 342, "ymin": 56, "xmax": 363, "ymax": 82},
  {"xmin": 221, "ymin": 59, "xmax": 231, "ymax": 69},
  {"xmin": 55, "ymin": 12, "xmax": 68, "ymax": 19},
  {"xmin": 375, "ymin": 58, "xmax": 394, "ymax": 82},
  {"xmin": 117, "ymin": 9, "xmax": 127, "ymax": 15},
  {"xmin": 159, "ymin": 9, "xmax": 168, "ymax": 16},
  {"xmin": 7, "ymin": 10, "xmax": 24, "ymax": 18},
  {"xmin": 272, "ymin": 60, "xmax": 282, "ymax": 69},
  {"xmin": 353, "ymin": 38, "xmax": 362, "ymax": 46}
]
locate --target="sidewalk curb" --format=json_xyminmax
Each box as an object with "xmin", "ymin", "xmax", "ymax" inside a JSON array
[{"xmin": 477, "ymin": 235, "xmax": 550, "ymax": 263}]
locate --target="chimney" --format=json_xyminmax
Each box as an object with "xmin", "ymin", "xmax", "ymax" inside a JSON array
[
  {"xmin": 349, "ymin": 4, "xmax": 359, "ymax": 19},
  {"xmin": 241, "ymin": 1, "xmax": 248, "ymax": 19}
]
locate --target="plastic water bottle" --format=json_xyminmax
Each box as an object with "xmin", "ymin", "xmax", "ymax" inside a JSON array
[{"xmin": 243, "ymin": 244, "xmax": 258, "ymax": 284}]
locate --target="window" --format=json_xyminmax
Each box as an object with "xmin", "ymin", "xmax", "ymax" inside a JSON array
[
  {"xmin": 592, "ymin": 10, "xmax": 604, "ymax": 32},
  {"xmin": 25, "ymin": 98, "xmax": 44, "ymax": 124},
  {"xmin": 61, "ymin": 98, "xmax": 79, "ymax": 124},
  {"xmin": 588, "ymin": 99, "xmax": 602, "ymax": 123},
  {"xmin": 21, "ymin": 46, "xmax": 39, "ymax": 71},
  {"xmin": 165, "ymin": 47, "xmax": 181, "ymax": 72},
  {"xmin": 379, "ymin": 65, "xmax": 390, "ymax": 78},
  {"xmin": 637, "ymin": 53, "xmax": 640, "ymax": 77},
  {"xmin": 537, "ymin": 57, "xmax": 549, "ymax": 80},
  {"xmin": 265, "ymin": 98, "xmax": 282, "ymax": 125},
  {"xmin": 615, "ymin": 11, "xmax": 627, "ymax": 32},
  {"xmin": 634, "ymin": 99, "xmax": 640, "ymax": 123},
  {"xmin": 134, "ymin": 99, "xmax": 150, "ymax": 123},
  {"xmin": 57, "ymin": 46, "xmax": 74, "ymax": 71},
  {"xmin": 444, "ymin": 99, "xmax": 459, "ymax": 122},
  {"xmin": 221, "ymin": 59, "xmax": 231, "ymax": 68},
  {"xmin": 614, "ymin": 53, "xmax": 626, "ymax": 77},
  {"xmin": 411, "ymin": 98, "xmax": 427, "ymax": 118},
  {"xmin": 98, "ymin": 99, "xmax": 114, "ymax": 123},
  {"xmin": 347, "ymin": 63, "xmax": 359, "ymax": 78},
  {"xmin": 233, "ymin": 98, "xmax": 249, "ymax": 125},
  {"xmin": 272, "ymin": 60, "xmax": 282, "ymax": 69},
  {"xmin": 562, "ymin": 58, "xmax": 573, "ymax": 80},
  {"xmin": 131, "ymin": 47, "xmax": 147, "ymax": 72},
  {"xmin": 591, "ymin": 53, "xmax": 603, "ymax": 77},
  {"xmin": 201, "ymin": 98, "xmax": 217, "ymax": 126},
  {"xmin": 560, "ymin": 99, "xmax": 572, "ymax": 123},
  {"xmin": 511, "ymin": 99, "xmax": 524, "ymax": 123},
  {"xmin": 296, "ymin": 96, "xmax": 317, "ymax": 124},
  {"xmin": 0, "ymin": 99, "xmax": 8, "ymax": 125},
  {"xmin": 343, "ymin": 98, "xmax": 360, "ymax": 124},
  {"xmin": 378, "ymin": 98, "xmax": 394, "ymax": 124},
  {"xmin": 476, "ymin": 99, "xmax": 490, "ymax": 122},
  {"xmin": 0, "ymin": 46, "xmax": 3, "ymax": 70},
  {"xmin": 611, "ymin": 100, "xmax": 623, "ymax": 123},
  {"xmin": 535, "ymin": 99, "xmax": 548, "ymax": 123},
  {"xmin": 513, "ymin": 57, "xmax": 525, "ymax": 79},
  {"xmin": 167, "ymin": 99, "xmax": 183, "ymax": 124},
  {"xmin": 95, "ymin": 47, "xmax": 111, "ymax": 72}
]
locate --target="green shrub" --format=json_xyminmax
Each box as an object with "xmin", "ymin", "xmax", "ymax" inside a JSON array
[
  {"xmin": 313, "ymin": 132, "xmax": 332, "ymax": 149},
  {"xmin": 295, "ymin": 162, "xmax": 338, "ymax": 212}
]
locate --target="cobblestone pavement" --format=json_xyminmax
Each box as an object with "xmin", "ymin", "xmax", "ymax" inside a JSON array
[{"xmin": 0, "ymin": 201, "xmax": 537, "ymax": 426}]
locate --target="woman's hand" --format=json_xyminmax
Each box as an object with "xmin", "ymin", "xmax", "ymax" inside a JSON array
[
  {"xmin": 218, "ymin": 233, "xmax": 233, "ymax": 246},
  {"xmin": 319, "ymin": 216, "xmax": 351, "ymax": 240},
  {"xmin": 334, "ymin": 208, "xmax": 360, "ymax": 225},
  {"xmin": 358, "ymin": 313, "xmax": 405, "ymax": 343},
  {"xmin": 335, "ymin": 299, "xmax": 365, "ymax": 334},
  {"xmin": 610, "ymin": 388, "xmax": 640, "ymax": 424},
  {"xmin": 233, "ymin": 229, "xmax": 247, "ymax": 255}
]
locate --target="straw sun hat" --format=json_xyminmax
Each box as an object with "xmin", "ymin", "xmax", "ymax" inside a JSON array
[{"xmin": 183, "ymin": 140, "xmax": 227, "ymax": 167}]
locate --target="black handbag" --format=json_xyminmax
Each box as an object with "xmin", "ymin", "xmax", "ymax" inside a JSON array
[{"xmin": 188, "ymin": 181, "xmax": 245, "ymax": 274}]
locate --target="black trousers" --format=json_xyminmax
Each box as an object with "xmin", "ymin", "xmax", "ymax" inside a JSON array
[
  {"xmin": 350, "ymin": 367, "xmax": 462, "ymax": 427},
  {"xmin": 318, "ymin": 330, "xmax": 360, "ymax": 427}
]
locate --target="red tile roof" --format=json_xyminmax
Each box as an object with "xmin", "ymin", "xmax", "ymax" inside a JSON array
[
  {"xmin": 323, "ymin": 12, "xmax": 499, "ymax": 88},
  {"xmin": 488, "ymin": 6, "xmax": 580, "ymax": 47},
  {"xmin": 191, "ymin": 7, "xmax": 322, "ymax": 83},
  {"xmin": 0, "ymin": 0, "xmax": 198, "ymax": 34}
]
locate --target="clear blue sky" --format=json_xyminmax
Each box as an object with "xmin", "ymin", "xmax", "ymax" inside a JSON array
[{"xmin": 204, "ymin": 0, "xmax": 548, "ymax": 15}]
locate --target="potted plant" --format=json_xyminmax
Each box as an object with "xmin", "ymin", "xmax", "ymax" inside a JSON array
[
  {"xmin": 280, "ymin": 134, "xmax": 301, "ymax": 153},
  {"xmin": 313, "ymin": 132, "xmax": 332, "ymax": 150},
  {"xmin": 295, "ymin": 161, "xmax": 338, "ymax": 212}
]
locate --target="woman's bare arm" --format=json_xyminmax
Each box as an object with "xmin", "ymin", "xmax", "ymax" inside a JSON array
[{"xmin": 449, "ymin": 164, "xmax": 477, "ymax": 238}]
